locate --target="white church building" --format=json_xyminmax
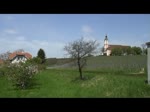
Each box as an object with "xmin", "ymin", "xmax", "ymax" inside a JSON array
[{"xmin": 103, "ymin": 35, "xmax": 130, "ymax": 56}]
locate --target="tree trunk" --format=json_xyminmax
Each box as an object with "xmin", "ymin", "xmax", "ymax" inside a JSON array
[{"xmin": 77, "ymin": 58, "xmax": 83, "ymax": 80}]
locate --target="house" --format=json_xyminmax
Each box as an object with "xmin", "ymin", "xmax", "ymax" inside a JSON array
[
  {"xmin": 9, "ymin": 51, "xmax": 32, "ymax": 63},
  {"xmin": 103, "ymin": 35, "xmax": 130, "ymax": 56}
]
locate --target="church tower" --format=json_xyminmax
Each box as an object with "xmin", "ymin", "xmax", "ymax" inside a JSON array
[{"xmin": 104, "ymin": 34, "xmax": 109, "ymax": 52}]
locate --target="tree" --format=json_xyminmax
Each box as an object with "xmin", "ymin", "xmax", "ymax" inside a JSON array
[
  {"xmin": 111, "ymin": 47, "xmax": 123, "ymax": 56},
  {"xmin": 64, "ymin": 37, "xmax": 99, "ymax": 80},
  {"xmin": 101, "ymin": 47, "xmax": 105, "ymax": 55},
  {"xmin": 0, "ymin": 51, "xmax": 11, "ymax": 60},
  {"xmin": 126, "ymin": 46, "xmax": 132, "ymax": 55},
  {"xmin": 37, "ymin": 48, "xmax": 46, "ymax": 64},
  {"xmin": 141, "ymin": 44, "xmax": 147, "ymax": 55},
  {"xmin": 131, "ymin": 46, "xmax": 142, "ymax": 55}
]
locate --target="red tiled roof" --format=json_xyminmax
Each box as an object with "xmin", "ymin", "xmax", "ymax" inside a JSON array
[
  {"xmin": 9, "ymin": 52, "xmax": 32, "ymax": 60},
  {"xmin": 107, "ymin": 45, "xmax": 130, "ymax": 50}
]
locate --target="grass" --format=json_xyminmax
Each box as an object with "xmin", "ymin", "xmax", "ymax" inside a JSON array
[
  {"xmin": 47, "ymin": 55, "xmax": 147, "ymax": 72},
  {"xmin": 0, "ymin": 55, "xmax": 148, "ymax": 98},
  {"xmin": 0, "ymin": 68, "xmax": 150, "ymax": 98}
]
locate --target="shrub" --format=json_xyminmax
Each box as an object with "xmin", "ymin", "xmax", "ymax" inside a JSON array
[
  {"xmin": 26, "ymin": 57, "xmax": 42, "ymax": 64},
  {"xmin": 5, "ymin": 62, "xmax": 38, "ymax": 89},
  {"xmin": 27, "ymin": 57, "xmax": 46, "ymax": 71}
]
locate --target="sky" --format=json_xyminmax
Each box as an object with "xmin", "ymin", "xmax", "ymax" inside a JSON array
[{"xmin": 0, "ymin": 14, "xmax": 150, "ymax": 58}]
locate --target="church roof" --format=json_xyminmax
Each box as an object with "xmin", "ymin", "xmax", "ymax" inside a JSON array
[{"xmin": 107, "ymin": 45, "xmax": 130, "ymax": 50}]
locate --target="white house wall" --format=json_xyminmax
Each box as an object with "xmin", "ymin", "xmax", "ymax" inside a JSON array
[{"xmin": 11, "ymin": 56, "xmax": 27, "ymax": 64}]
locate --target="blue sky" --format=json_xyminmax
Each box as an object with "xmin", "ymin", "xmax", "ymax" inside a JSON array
[{"xmin": 0, "ymin": 14, "xmax": 150, "ymax": 58}]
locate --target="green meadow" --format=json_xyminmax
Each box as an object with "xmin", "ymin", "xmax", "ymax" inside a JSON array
[{"xmin": 0, "ymin": 55, "xmax": 150, "ymax": 98}]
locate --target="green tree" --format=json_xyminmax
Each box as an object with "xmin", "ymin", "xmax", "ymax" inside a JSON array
[
  {"xmin": 27, "ymin": 57, "xmax": 42, "ymax": 64},
  {"xmin": 131, "ymin": 46, "xmax": 142, "ymax": 55},
  {"xmin": 37, "ymin": 48, "xmax": 46, "ymax": 64},
  {"xmin": 111, "ymin": 48, "xmax": 123, "ymax": 56},
  {"xmin": 126, "ymin": 46, "xmax": 132, "ymax": 55}
]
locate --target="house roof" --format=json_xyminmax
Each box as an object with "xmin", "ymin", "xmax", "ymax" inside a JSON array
[
  {"xmin": 107, "ymin": 45, "xmax": 130, "ymax": 50},
  {"xmin": 9, "ymin": 52, "xmax": 32, "ymax": 60}
]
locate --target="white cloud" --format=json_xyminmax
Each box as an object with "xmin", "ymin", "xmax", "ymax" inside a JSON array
[
  {"xmin": 0, "ymin": 36, "xmax": 66, "ymax": 58},
  {"xmin": 81, "ymin": 25, "xmax": 93, "ymax": 34},
  {"xmin": 83, "ymin": 36, "xmax": 96, "ymax": 42},
  {"xmin": 81, "ymin": 25, "xmax": 95, "ymax": 40},
  {"xmin": 4, "ymin": 29, "xmax": 17, "ymax": 34},
  {"xmin": 16, "ymin": 36, "xmax": 25, "ymax": 41}
]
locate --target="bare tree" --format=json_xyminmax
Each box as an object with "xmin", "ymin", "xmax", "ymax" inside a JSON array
[
  {"xmin": 101, "ymin": 47, "xmax": 105, "ymax": 55},
  {"xmin": 64, "ymin": 37, "xmax": 99, "ymax": 80},
  {"xmin": 0, "ymin": 51, "xmax": 11, "ymax": 60},
  {"xmin": 141, "ymin": 43, "xmax": 147, "ymax": 55}
]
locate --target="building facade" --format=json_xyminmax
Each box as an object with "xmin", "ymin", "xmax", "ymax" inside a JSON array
[
  {"xmin": 9, "ymin": 51, "xmax": 32, "ymax": 63},
  {"xmin": 103, "ymin": 35, "xmax": 130, "ymax": 56}
]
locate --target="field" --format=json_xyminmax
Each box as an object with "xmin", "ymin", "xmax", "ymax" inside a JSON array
[
  {"xmin": 47, "ymin": 55, "xmax": 147, "ymax": 72},
  {"xmin": 0, "ymin": 55, "xmax": 149, "ymax": 98}
]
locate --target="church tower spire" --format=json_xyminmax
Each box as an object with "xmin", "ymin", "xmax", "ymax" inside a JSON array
[
  {"xmin": 104, "ymin": 34, "xmax": 108, "ymax": 40},
  {"xmin": 104, "ymin": 34, "xmax": 109, "ymax": 52}
]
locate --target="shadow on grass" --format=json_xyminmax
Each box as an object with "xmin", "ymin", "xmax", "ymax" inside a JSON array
[
  {"xmin": 71, "ymin": 75, "xmax": 96, "ymax": 83},
  {"xmin": 11, "ymin": 80, "xmax": 42, "ymax": 91}
]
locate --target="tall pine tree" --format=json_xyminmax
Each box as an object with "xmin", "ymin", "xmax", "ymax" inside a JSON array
[{"xmin": 37, "ymin": 48, "xmax": 46, "ymax": 64}]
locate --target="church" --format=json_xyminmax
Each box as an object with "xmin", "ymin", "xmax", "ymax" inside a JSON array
[{"xmin": 102, "ymin": 35, "xmax": 130, "ymax": 56}]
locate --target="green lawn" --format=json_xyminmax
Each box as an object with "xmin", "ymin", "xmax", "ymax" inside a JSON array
[{"xmin": 0, "ymin": 68, "xmax": 150, "ymax": 98}]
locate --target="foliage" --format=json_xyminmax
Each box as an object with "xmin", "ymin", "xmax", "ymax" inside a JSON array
[
  {"xmin": 111, "ymin": 46, "xmax": 142, "ymax": 56},
  {"xmin": 64, "ymin": 37, "xmax": 99, "ymax": 80},
  {"xmin": 5, "ymin": 62, "xmax": 38, "ymax": 89},
  {"xmin": 37, "ymin": 48, "xmax": 46, "ymax": 64},
  {"xmin": 27, "ymin": 57, "xmax": 42, "ymax": 64},
  {"xmin": 111, "ymin": 47, "xmax": 123, "ymax": 56},
  {"xmin": 131, "ymin": 46, "xmax": 142, "ymax": 55},
  {"xmin": 27, "ymin": 57, "xmax": 46, "ymax": 71}
]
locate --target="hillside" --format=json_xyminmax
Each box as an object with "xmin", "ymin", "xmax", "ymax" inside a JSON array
[{"xmin": 46, "ymin": 55, "xmax": 147, "ymax": 72}]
